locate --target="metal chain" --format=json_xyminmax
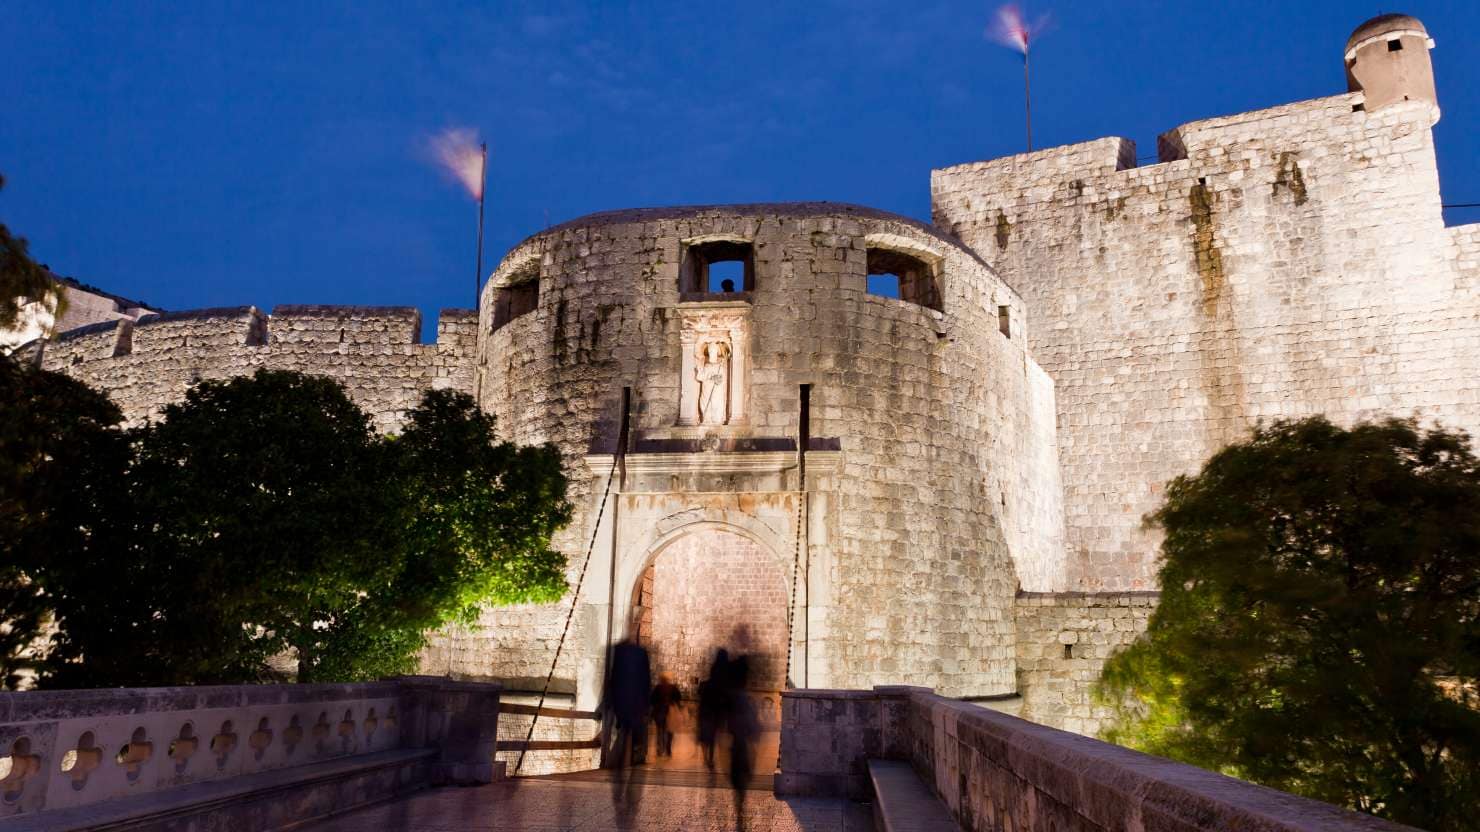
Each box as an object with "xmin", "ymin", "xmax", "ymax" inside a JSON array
[
  {"xmin": 512, "ymin": 462, "xmax": 616, "ymax": 777},
  {"xmin": 782, "ymin": 483, "xmax": 805, "ymax": 689}
]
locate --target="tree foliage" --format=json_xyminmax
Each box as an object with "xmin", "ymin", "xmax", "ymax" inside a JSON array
[
  {"xmin": 1098, "ymin": 417, "xmax": 1480, "ymax": 830},
  {"xmin": 2, "ymin": 365, "xmax": 571, "ymax": 687},
  {"xmin": 0, "ymin": 174, "xmax": 64, "ymax": 332},
  {"xmin": 0, "ymin": 355, "xmax": 128, "ymax": 686}
]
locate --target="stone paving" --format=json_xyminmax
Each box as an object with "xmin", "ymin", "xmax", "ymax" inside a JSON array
[{"xmin": 302, "ymin": 775, "xmax": 873, "ymax": 831}]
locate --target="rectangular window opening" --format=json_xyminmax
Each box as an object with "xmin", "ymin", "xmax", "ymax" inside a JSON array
[
  {"xmin": 1062, "ymin": 643, "xmax": 1074, "ymax": 660},
  {"xmin": 681, "ymin": 240, "xmax": 755, "ymax": 296},
  {"xmin": 1388, "ymin": 39, "xmax": 1403, "ymax": 51},
  {"xmin": 866, "ymin": 247, "xmax": 941, "ymax": 311},
  {"xmin": 998, "ymin": 305, "xmax": 1011, "ymax": 338},
  {"xmin": 491, "ymin": 270, "xmax": 540, "ymax": 332}
]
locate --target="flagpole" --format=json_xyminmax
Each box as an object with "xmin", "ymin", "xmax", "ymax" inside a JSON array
[
  {"xmin": 475, "ymin": 142, "xmax": 487, "ymax": 309},
  {"xmin": 1023, "ymin": 47, "xmax": 1033, "ymax": 152}
]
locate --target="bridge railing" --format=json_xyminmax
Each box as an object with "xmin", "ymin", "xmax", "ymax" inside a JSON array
[
  {"xmin": 0, "ymin": 676, "xmax": 502, "ymax": 830},
  {"xmin": 777, "ymin": 685, "xmax": 1417, "ymax": 832}
]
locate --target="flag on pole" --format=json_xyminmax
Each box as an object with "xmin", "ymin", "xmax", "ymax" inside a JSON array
[
  {"xmin": 987, "ymin": 5, "xmax": 1050, "ymax": 152},
  {"xmin": 428, "ymin": 128, "xmax": 488, "ymax": 307}
]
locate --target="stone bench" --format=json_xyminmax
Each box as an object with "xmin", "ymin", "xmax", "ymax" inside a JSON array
[{"xmin": 868, "ymin": 759, "xmax": 961, "ymax": 832}]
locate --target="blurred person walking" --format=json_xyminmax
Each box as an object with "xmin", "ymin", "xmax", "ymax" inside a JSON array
[
  {"xmin": 697, "ymin": 648, "xmax": 730, "ymax": 771},
  {"xmin": 602, "ymin": 638, "xmax": 651, "ymax": 818},
  {"xmin": 650, "ymin": 672, "xmax": 682, "ymax": 758}
]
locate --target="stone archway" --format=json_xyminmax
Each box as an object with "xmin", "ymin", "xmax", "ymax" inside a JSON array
[{"xmin": 630, "ymin": 526, "xmax": 789, "ymax": 698}]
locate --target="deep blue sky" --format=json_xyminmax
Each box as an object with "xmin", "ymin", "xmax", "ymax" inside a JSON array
[{"xmin": 4, "ymin": 1, "xmax": 1478, "ymax": 337}]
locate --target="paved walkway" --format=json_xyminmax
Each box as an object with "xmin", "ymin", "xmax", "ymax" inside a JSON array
[{"xmin": 302, "ymin": 775, "xmax": 872, "ymax": 831}]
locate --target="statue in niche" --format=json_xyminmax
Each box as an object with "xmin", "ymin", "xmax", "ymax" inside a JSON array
[{"xmin": 694, "ymin": 339, "xmax": 731, "ymax": 424}]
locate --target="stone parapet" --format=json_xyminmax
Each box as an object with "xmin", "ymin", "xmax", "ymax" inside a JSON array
[
  {"xmin": 777, "ymin": 686, "xmax": 1416, "ymax": 831},
  {"xmin": 0, "ymin": 677, "xmax": 502, "ymax": 829}
]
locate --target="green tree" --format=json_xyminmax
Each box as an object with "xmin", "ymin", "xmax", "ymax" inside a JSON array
[
  {"xmin": 119, "ymin": 369, "xmax": 398, "ymax": 684},
  {"xmin": 0, "ymin": 174, "xmax": 64, "ymax": 332},
  {"xmin": 0, "ymin": 354, "xmax": 130, "ymax": 687},
  {"xmin": 1098, "ymin": 417, "xmax": 1480, "ymax": 829},
  {"xmin": 309, "ymin": 389, "xmax": 571, "ymax": 681},
  {"xmin": 19, "ymin": 369, "xmax": 572, "ymax": 687}
]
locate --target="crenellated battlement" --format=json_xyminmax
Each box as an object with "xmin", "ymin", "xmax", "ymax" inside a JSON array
[{"xmin": 29, "ymin": 305, "xmax": 477, "ymax": 432}]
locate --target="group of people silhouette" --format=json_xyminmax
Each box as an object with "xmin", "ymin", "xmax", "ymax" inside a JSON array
[{"xmin": 602, "ymin": 626, "xmax": 763, "ymax": 828}]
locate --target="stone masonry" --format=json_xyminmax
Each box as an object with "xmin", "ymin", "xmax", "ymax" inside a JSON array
[{"xmin": 25, "ymin": 14, "xmax": 1478, "ymax": 740}]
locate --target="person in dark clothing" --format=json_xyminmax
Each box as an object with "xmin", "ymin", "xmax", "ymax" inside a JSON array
[
  {"xmin": 697, "ymin": 648, "xmax": 730, "ymax": 771},
  {"xmin": 602, "ymin": 638, "xmax": 651, "ymax": 816},
  {"xmin": 650, "ymin": 672, "xmax": 682, "ymax": 758},
  {"xmin": 724, "ymin": 630, "xmax": 757, "ymax": 832},
  {"xmin": 728, "ymin": 686, "xmax": 759, "ymax": 832}
]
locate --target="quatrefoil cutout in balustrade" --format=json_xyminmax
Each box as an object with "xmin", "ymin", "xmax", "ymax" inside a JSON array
[
  {"xmin": 114, "ymin": 727, "xmax": 153, "ymax": 783},
  {"xmin": 337, "ymin": 710, "xmax": 356, "ymax": 753},
  {"xmin": 283, "ymin": 715, "xmax": 304, "ymax": 756},
  {"xmin": 311, "ymin": 712, "xmax": 331, "ymax": 753},
  {"xmin": 60, "ymin": 731, "xmax": 103, "ymax": 790},
  {"xmin": 209, "ymin": 721, "xmax": 237, "ymax": 771},
  {"xmin": 248, "ymin": 718, "xmax": 273, "ymax": 761},
  {"xmin": 363, "ymin": 708, "xmax": 379, "ymax": 738},
  {"xmin": 168, "ymin": 723, "xmax": 198, "ymax": 774},
  {"xmin": 1, "ymin": 737, "xmax": 42, "ymax": 804}
]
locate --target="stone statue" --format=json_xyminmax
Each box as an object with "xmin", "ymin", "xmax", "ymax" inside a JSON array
[{"xmin": 695, "ymin": 339, "xmax": 731, "ymax": 424}]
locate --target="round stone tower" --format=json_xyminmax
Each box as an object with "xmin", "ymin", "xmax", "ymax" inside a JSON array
[
  {"xmin": 1345, "ymin": 13, "xmax": 1437, "ymax": 119},
  {"xmin": 473, "ymin": 203, "xmax": 1064, "ymax": 705}
]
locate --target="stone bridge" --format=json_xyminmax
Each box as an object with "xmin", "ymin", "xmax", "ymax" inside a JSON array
[{"xmin": 0, "ymin": 679, "xmax": 1417, "ymax": 831}]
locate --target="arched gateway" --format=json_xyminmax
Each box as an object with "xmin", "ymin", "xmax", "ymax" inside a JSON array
[{"xmin": 630, "ymin": 526, "xmax": 789, "ymax": 697}]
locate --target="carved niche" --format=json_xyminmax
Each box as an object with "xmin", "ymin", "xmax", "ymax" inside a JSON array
[{"xmin": 678, "ymin": 305, "xmax": 749, "ymax": 426}]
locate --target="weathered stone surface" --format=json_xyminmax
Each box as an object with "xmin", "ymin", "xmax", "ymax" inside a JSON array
[
  {"xmin": 0, "ymin": 677, "xmax": 503, "ymax": 828},
  {"xmin": 28, "ymin": 306, "xmax": 475, "ymax": 434},
  {"xmin": 934, "ymin": 93, "xmax": 1480, "ymax": 596},
  {"xmin": 779, "ymin": 688, "xmax": 1419, "ymax": 831}
]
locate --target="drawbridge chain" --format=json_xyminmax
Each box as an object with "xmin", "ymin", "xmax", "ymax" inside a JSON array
[{"xmin": 512, "ymin": 458, "xmax": 616, "ymax": 777}]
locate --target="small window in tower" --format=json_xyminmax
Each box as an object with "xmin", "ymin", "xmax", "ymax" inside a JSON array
[
  {"xmin": 1387, "ymin": 39, "xmax": 1403, "ymax": 51},
  {"xmin": 1063, "ymin": 643, "xmax": 1074, "ymax": 660},
  {"xmin": 680, "ymin": 240, "xmax": 754, "ymax": 297},
  {"xmin": 866, "ymin": 247, "xmax": 941, "ymax": 312},
  {"xmin": 491, "ymin": 265, "xmax": 540, "ymax": 332},
  {"xmin": 998, "ymin": 305, "xmax": 1011, "ymax": 338}
]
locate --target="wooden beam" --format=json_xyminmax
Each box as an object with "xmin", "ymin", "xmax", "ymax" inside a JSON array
[
  {"xmin": 498, "ymin": 703, "xmax": 601, "ymax": 720},
  {"xmin": 496, "ymin": 738, "xmax": 602, "ymax": 752}
]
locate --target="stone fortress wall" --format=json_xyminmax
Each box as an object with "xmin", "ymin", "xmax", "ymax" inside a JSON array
[
  {"xmin": 461, "ymin": 204, "xmax": 1066, "ymax": 704},
  {"xmin": 934, "ymin": 44, "xmax": 1478, "ymax": 594},
  {"xmin": 24, "ymin": 305, "xmax": 476, "ymax": 433},
  {"xmin": 934, "ymin": 13, "xmax": 1480, "ymax": 725}
]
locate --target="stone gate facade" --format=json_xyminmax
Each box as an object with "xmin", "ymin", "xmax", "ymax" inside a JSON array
[{"xmin": 20, "ymin": 14, "xmax": 1480, "ymax": 736}]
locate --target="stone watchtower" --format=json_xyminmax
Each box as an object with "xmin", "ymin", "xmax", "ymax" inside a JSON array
[
  {"xmin": 463, "ymin": 204, "xmax": 1064, "ymax": 712},
  {"xmin": 1345, "ymin": 13, "xmax": 1438, "ymax": 118}
]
